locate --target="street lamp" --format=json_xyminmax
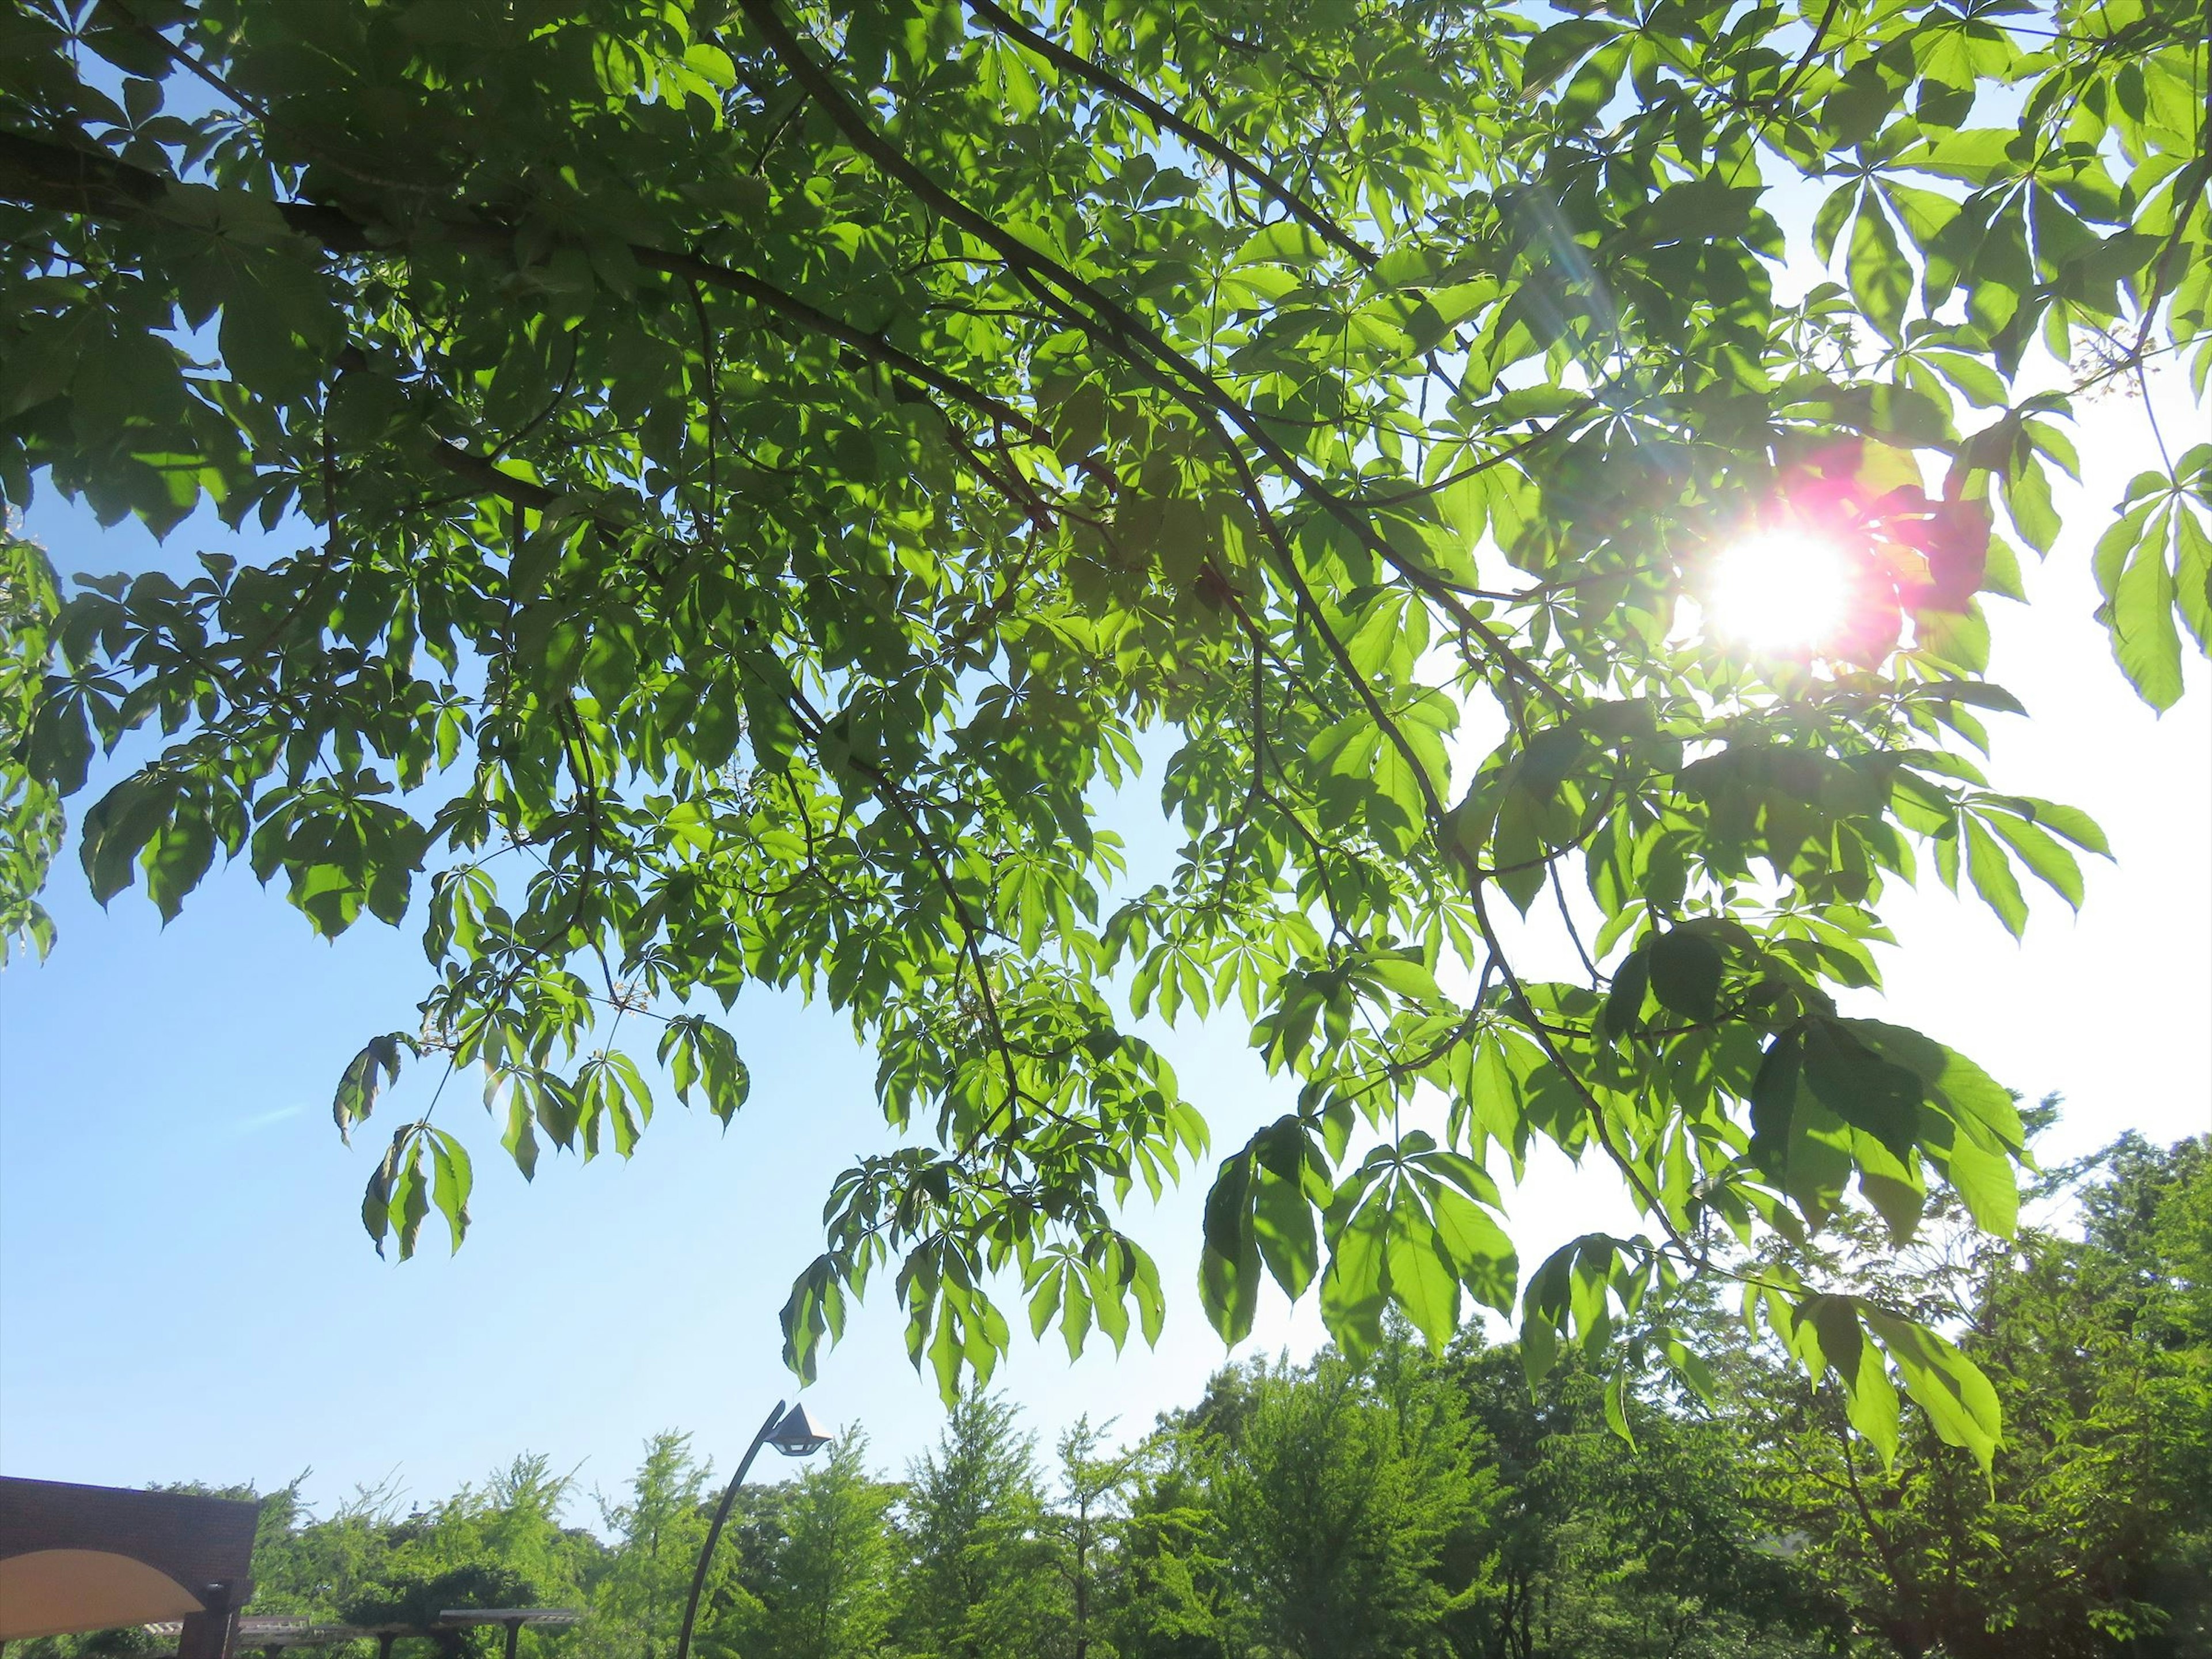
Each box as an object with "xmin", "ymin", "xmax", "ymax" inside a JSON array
[{"xmin": 671, "ymin": 1402, "xmax": 834, "ymax": 1659}]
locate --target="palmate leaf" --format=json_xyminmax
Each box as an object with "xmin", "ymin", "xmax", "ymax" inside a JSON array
[
  {"xmin": 2093, "ymin": 459, "xmax": 2212, "ymax": 712},
  {"xmin": 0, "ymin": 0, "xmax": 2204, "ymax": 1421},
  {"xmin": 332, "ymin": 1033, "xmax": 415, "ymax": 1144},
  {"xmin": 658, "ymin": 1014, "xmax": 751, "ymax": 1123}
]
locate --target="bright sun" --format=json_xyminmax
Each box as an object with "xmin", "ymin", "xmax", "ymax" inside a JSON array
[{"xmin": 1705, "ymin": 529, "xmax": 1854, "ymax": 653}]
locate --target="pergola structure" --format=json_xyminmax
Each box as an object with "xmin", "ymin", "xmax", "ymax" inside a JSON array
[
  {"xmin": 149, "ymin": 1610, "xmax": 581, "ymax": 1659},
  {"xmin": 0, "ymin": 1480, "xmax": 575, "ymax": 1659},
  {"xmin": 0, "ymin": 1477, "xmax": 260, "ymax": 1659}
]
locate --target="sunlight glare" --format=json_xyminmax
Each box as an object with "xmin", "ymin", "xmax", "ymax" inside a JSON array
[{"xmin": 1706, "ymin": 529, "xmax": 1854, "ymax": 653}]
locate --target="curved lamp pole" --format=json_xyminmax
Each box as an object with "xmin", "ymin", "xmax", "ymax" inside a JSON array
[{"xmin": 671, "ymin": 1401, "xmax": 834, "ymax": 1659}]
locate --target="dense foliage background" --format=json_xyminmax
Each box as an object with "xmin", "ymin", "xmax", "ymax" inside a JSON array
[{"xmin": 20, "ymin": 1130, "xmax": 2209, "ymax": 1659}]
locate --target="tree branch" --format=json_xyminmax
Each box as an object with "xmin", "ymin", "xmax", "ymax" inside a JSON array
[
  {"xmin": 726, "ymin": 0, "xmax": 1567, "ymax": 711},
  {"xmin": 961, "ymin": 0, "xmax": 1377, "ymax": 270},
  {"xmin": 0, "ymin": 128, "xmax": 1075, "ymax": 476}
]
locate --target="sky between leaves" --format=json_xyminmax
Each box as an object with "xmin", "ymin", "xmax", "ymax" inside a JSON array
[{"xmin": 1, "ymin": 353, "xmax": 2205, "ymax": 1509}]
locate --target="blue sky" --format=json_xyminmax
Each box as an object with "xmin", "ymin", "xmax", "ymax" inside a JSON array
[{"xmin": 3, "ymin": 361, "xmax": 2206, "ymax": 1523}]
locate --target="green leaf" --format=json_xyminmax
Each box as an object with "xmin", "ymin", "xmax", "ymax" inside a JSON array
[
  {"xmin": 1319, "ymin": 1189, "xmax": 1392, "ymax": 1359},
  {"xmin": 2174, "ymin": 505, "xmax": 2211, "ymax": 648},
  {"xmin": 391, "ymin": 1131, "xmax": 431, "ymax": 1262},
  {"xmin": 1843, "ymin": 1019, "xmax": 2023, "ymax": 1154},
  {"xmin": 781, "ymin": 1256, "xmax": 840, "ymax": 1384},
  {"xmin": 1252, "ymin": 1164, "xmax": 1321, "ymax": 1300},
  {"xmin": 1428, "ymin": 1185, "xmax": 1517, "ymax": 1315},
  {"xmin": 1602, "ymin": 947, "xmax": 1650, "ymax": 1037},
  {"xmin": 1929, "ymin": 1113, "xmax": 2019, "ymax": 1236},
  {"xmin": 499, "ymin": 1081, "xmax": 540, "ymax": 1182},
  {"xmin": 1229, "ymin": 219, "xmax": 1323, "ymax": 270},
  {"xmin": 427, "ymin": 1127, "xmax": 473, "ymax": 1252},
  {"xmin": 1521, "ymin": 19, "xmax": 1619, "ymax": 92},
  {"xmin": 361, "ymin": 1153, "xmax": 393, "ymax": 1256},
  {"xmin": 1785, "ymin": 1096, "xmax": 1855, "ymax": 1230},
  {"xmin": 2002, "ymin": 457, "xmax": 2061, "ymax": 553},
  {"xmin": 1602, "ymin": 1370, "xmax": 1636, "ymax": 1448},
  {"xmin": 218, "ymin": 254, "xmax": 339, "ymax": 401},
  {"xmin": 1964, "ymin": 815, "xmax": 2029, "ymax": 936},
  {"xmin": 1648, "ymin": 928, "xmax": 1723, "ymax": 1020},
  {"xmin": 1796, "ymin": 1296, "xmax": 1900, "ymax": 1464},
  {"xmin": 1983, "ymin": 808, "xmax": 2084, "ymax": 906},
  {"xmin": 1385, "ymin": 1183, "xmax": 1458, "ymax": 1349},
  {"xmin": 1800, "ymin": 1020, "xmax": 1922, "ymax": 1163},
  {"xmin": 24, "ymin": 684, "xmax": 93, "ymax": 794},
  {"xmin": 2011, "ymin": 797, "xmax": 2111, "ymax": 858},
  {"xmin": 2110, "ymin": 527, "xmax": 2185, "ymax": 710},
  {"xmin": 659, "ymin": 1016, "xmax": 751, "ymax": 1123},
  {"xmin": 1059, "ymin": 1271, "xmax": 1093, "ymax": 1359},
  {"xmin": 78, "ymin": 776, "xmax": 172, "ymax": 907},
  {"xmin": 333, "ymin": 1033, "xmax": 408, "ymax": 1144},
  {"xmin": 1128, "ymin": 1245, "xmax": 1167, "ymax": 1347},
  {"xmin": 1749, "ymin": 1028, "xmax": 1806, "ymax": 1176},
  {"xmin": 1849, "ymin": 193, "xmax": 1912, "ymax": 342},
  {"xmin": 1100, "ymin": 1256, "xmax": 1145, "ymax": 1351},
  {"xmin": 1198, "ymin": 1153, "xmax": 1259, "ymax": 1343},
  {"xmin": 1862, "ymin": 1308, "xmax": 2003, "ymax": 1470},
  {"xmin": 1026, "ymin": 1262, "xmax": 1064, "ymax": 1341}
]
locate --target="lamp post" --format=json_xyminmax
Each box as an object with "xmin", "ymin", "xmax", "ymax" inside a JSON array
[{"xmin": 670, "ymin": 1402, "xmax": 834, "ymax": 1659}]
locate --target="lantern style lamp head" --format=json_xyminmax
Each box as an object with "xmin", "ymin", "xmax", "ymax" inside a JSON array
[
  {"xmin": 672, "ymin": 1399, "xmax": 840, "ymax": 1659},
  {"xmin": 764, "ymin": 1403, "xmax": 834, "ymax": 1457}
]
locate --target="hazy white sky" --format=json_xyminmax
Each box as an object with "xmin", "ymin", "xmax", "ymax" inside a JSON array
[{"xmin": 2, "ymin": 336, "xmax": 2206, "ymax": 1522}]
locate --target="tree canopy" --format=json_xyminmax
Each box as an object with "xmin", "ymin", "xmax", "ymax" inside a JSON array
[{"xmin": 1, "ymin": 0, "xmax": 2206, "ymax": 1426}]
